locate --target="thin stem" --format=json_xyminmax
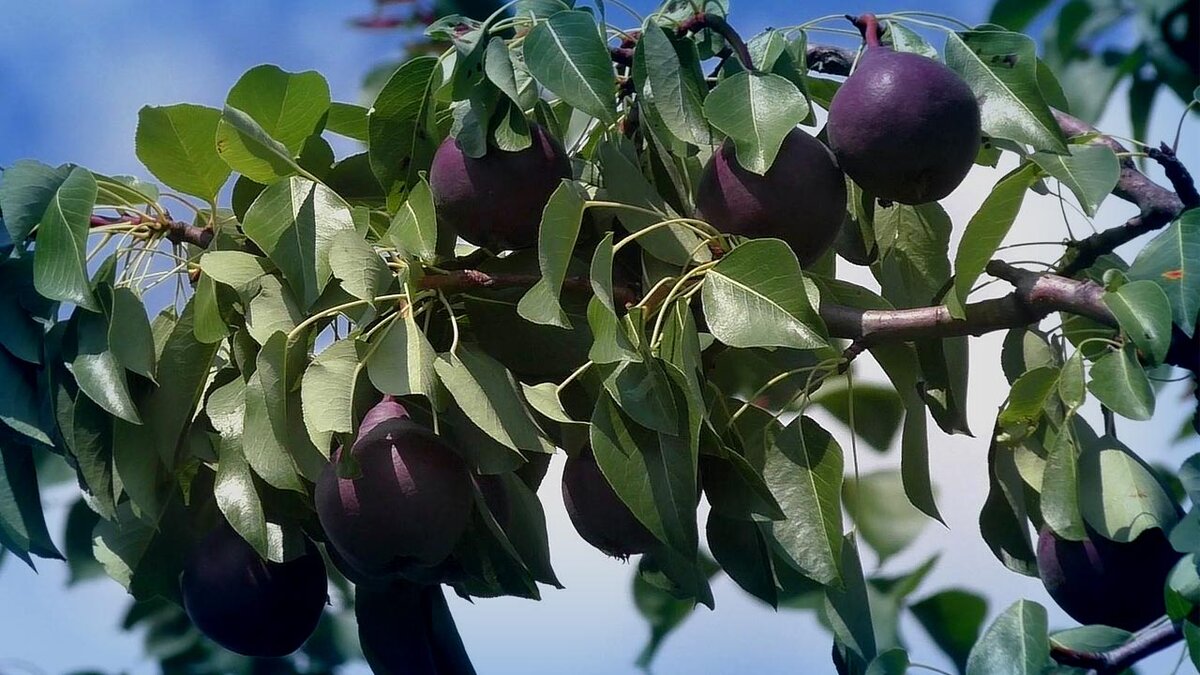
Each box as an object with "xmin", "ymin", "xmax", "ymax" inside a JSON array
[
  {"xmin": 846, "ymin": 368, "xmax": 862, "ymax": 530},
  {"xmin": 648, "ymin": 261, "xmax": 718, "ymax": 348},
  {"xmin": 1172, "ymin": 100, "xmax": 1197, "ymax": 152},
  {"xmin": 884, "ymin": 11, "xmax": 972, "ymax": 30},
  {"xmin": 556, "ymin": 360, "xmax": 595, "ymax": 394},
  {"xmin": 727, "ymin": 359, "xmax": 839, "ymax": 426},
  {"xmin": 877, "ymin": 14, "xmax": 960, "ymax": 33},
  {"xmin": 437, "ymin": 290, "xmax": 460, "ymax": 354},
  {"xmin": 287, "ymin": 294, "xmax": 406, "ymax": 343},
  {"xmin": 610, "ymin": 216, "xmax": 719, "ymax": 254}
]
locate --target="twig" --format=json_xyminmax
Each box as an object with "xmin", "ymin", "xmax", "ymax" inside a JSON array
[
  {"xmin": 1148, "ymin": 143, "xmax": 1200, "ymax": 210},
  {"xmin": 1050, "ymin": 621, "xmax": 1182, "ymax": 674}
]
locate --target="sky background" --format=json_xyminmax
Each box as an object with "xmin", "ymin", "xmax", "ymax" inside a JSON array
[{"xmin": 0, "ymin": 0, "xmax": 1197, "ymax": 673}]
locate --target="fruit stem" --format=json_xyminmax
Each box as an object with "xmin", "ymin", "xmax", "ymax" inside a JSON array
[
  {"xmin": 846, "ymin": 13, "xmax": 882, "ymax": 47},
  {"xmin": 679, "ymin": 13, "xmax": 758, "ymax": 73}
]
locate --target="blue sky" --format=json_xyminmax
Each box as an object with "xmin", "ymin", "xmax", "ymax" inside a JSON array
[{"xmin": 0, "ymin": 1, "xmax": 1197, "ymax": 673}]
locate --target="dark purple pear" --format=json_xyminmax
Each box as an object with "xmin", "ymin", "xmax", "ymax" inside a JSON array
[
  {"xmin": 1037, "ymin": 525, "xmax": 1181, "ymax": 631},
  {"xmin": 562, "ymin": 447, "xmax": 657, "ymax": 559},
  {"xmin": 827, "ymin": 14, "xmax": 981, "ymax": 205},
  {"xmin": 428, "ymin": 123, "xmax": 571, "ymax": 251},
  {"xmin": 696, "ymin": 127, "xmax": 846, "ymax": 266},
  {"xmin": 356, "ymin": 582, "xmax": 476, "ymax": 675},
  {"xmin": 316, "ymin": 397, "xmax": 473, "ymax": 577},
  {"xmin": 180, "ymin": 524, "xmax": 327, "ymax": 657}
]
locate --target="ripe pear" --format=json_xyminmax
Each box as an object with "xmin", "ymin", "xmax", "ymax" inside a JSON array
[
  {"xmin": 827, "ymin": 14, "xmax": 981, "ymax": 204},
  {"xmin": 428, "ymin": 123, "xmax": 571, "ymax": 251},
  {"xmin": 696, "ymin": 128, "xmax": 846, "ymax": 266},
  {"xmin": 1036, "ymin": 525, "xmax": 1181, "ymax": 631},
  {"xmin": 562, "ymin": 447, "xmax": 657, "ymax": 559},
  {"xmin": 180, "ymin": 524, "xmax": 328, "ymax": 657},
  {"xmin": 316, "ymin": 397, "xmax": 473, "ymax": 578}
]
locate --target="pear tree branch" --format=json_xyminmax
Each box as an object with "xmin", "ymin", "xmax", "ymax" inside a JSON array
[{"xmin": 1049, "ymin": 622, "xmax": 1183, "ymax": 674}]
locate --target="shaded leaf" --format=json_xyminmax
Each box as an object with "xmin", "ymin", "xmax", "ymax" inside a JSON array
[
  {"xmin": 1127, "ymin": 210, "xmax": 1200, "ymax": 336},
  {"xmin": 1103, "ymin": 279, "xmax": 1174, "ymax": 364},
  {"xmin": 1087, "ymin": 346, "xmax": 1154, "ymax": 421},
  {"xmin": 32, "ymin": 167, "xmax": 98, "ymax": 311},
  {"xmin": 523, "ymin": 11, "xmax": 616, "ymax": 124},
  {"xmin": 911, "ymin": 589, "xmax": 988, "ymax": 673},
  {"xmin": 1031, "ymin": 144, "xmax": 1119, "ymax": 217},
  {"xmin": 703, "ymin": 72, "xmax": 809, "ymax": 175},
  {"xmin": 518, "ymin": 181, "xmax": 588, "ymax": 328},
  {"xmin": 965, "ymin": 600, "xmax": 1049, "ymax": 675}
]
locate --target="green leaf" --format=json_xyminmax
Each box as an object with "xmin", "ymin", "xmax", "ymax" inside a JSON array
[
  {"xmin": 366, "ymin": 313, "xmax": 440, "ymax": 402},
  {"xmin": 243, "ymin": 366, "xmax": 306, "ymax": 493},
  {"xmin": 193, "ymin": 274, "xmax": 230, "ymax": 344},
  {"xmin": 215, "ymin": 105, "xmax": 307, "ymax": 184},
  {"xmin": 0, "ymin": 445, "xmax": 63, "ymax": 566},
  {"xmin": 988, "ymin": 0, "xmax": 1052, "ymax": 30},
  {"xmin": 0, "ymin": 160, "xmax": 72, "ymax": 244},
  {"xmin": 137, "ymin": 299, "xmax": 221, "ymax": 467},
  {"xmin": 948, "ymin": 163, "xmax": 1039, "ymax": 316},
  {"xmin": 368, "ymin": 57, "xmax": 442, "ymax": 206},
  {"xmin": 586, "ymin": 234, "xmax": 639, "ymax": 363},
  {"xmin": 1051, "ymin": 625, "xmax": 1134, "ymax": 653},
  {"xmin": 1059, "ymin": 351, "xmax": 1086, "ymax": 414},
  {"xmin": 326, "ymin": 102, "xmax": 369, "ymax": 141},
  {"xmin": 109, "ymin": 287, "xmax": 156, "ymax": 382},
  {"xmin": 64, "ymin": 499, "xmax": 102, "ymax": 585},
  {"xmin": 1078, "ymin": 435, "xmax": 1178, "ymax": 541},
  {"xmin": 300, "ymin": 339, "xmax": 365, "ymax": 447},
  {"xmin": 701, "ymin": 239, "xmax": 828, "ymax": 350},
  {"xmin": 1031, "ymin": 145, "xmax": 1119, "ymax": 217},
  {"xmin": 242, "ymin": 177, "xmax": 356, "ymax": 308},
  {"xmin": 637, "ymin": 25, "xmax": 710, "ymax": 146},
  {"xmin": 843, "ymin": 471, "xmax": 929, "ymax": 564},
  {"xmin": 871, "ymin": 343, "xmax": 943, "ymax": 523},
  {"xmin": 979, "ymin": 424, "xmax": 1039, "ymax": 576},
  {"xmin": 523, "ymin": 11, "xmax": 616, "ymax": 124},
  {"xmin": 702, "ymin": 71, "xmax": 809, "ymax": 175},
  {"xmin": 255, "ymin": 332, "xmax": 327, "ymax": 482},
  {"xmin": 872, "ymin": 202, "xmax": 952, "ymax": 307},
  {"xmin": 198, "ymin": 250, "xmax": 272, "ymax": 293},
  {"xmin": 71, "ymin": 394, "xmax": 116, "ymax": 519},
  {"xmin": 824, "ymin": 533, "xmax": 877, "ymax": 664},
  {"xmin": 886, "ymin": 22, "xmax": 938, "ymax": 58},
  {"xmin": 998, "ymin": 366, "xmax": 1060, "ymax": 430},
  {"xmin": 1041, "ymin": 425, "xmax": 1085, "ymax": 540},
  {"xmin": 32, "ymin": 167, "xmax": 98, "ymax": 311},
  {"xmin": 706, "ymin": 512, "xmax": 781, "ymax": 606},
  {"xmin": 517, "ymin": 181, "xmax": 588, "ymax": 328},
  {"xmin": 762, "ymin": 417, "xmax": 844, "ymax": 585},
  {"xmin": 865, "ymin": 649, "xmax": 909, "ymax": 675},
  {"xmin": 1103, "ymin": 279, "xmax": 1173, "ymax": 364},
  {"xmin": 1127, "ymin": 210, "xmax": 1200, "ymax": 337},
  {"xmin": 135, "ymin": 104, "xmax": 230, "ymax": 200},
  {"xmin": 71, "ymin": 302, "xmax": 141, "ymax": 424},
  {"xmin": 484, "ymin": 37, "xmax": 523, "ymax": 105},
  {"xmin": 590, "ymin": 377, "xmax": 699, "ymax": 557},
  {"xmin": 595, "ymin": 141, "xmax": 705, "ymax": 266},
  {"xmin": 601, "ymin": 359, "xmax": 679, "ymax": 435},
  {"xmin": 243, "ymin": 275, "xmax": 304, "ymax": 345},
  {"xmin": 0, "ymin": 265, "xmax": 46, "ymax": 364},
  {"xmin": 434, "ymin": 345, "xmax": 552, "ymax": 454},
  {"xmin": 911, "ymin": 589, "xmax": 988, "ymax": 673},
  {"xmin": 387, "ymin": 177, "xmax": 440, "ymax": 263},
  {"xmin": 945, "ymin": 31, "xmax": 1068, "ymax": 153},
  {"xmin": 329, "ymin": 230, "xmax": 392, "ymax": 304},
  {"xmin": 632, "ymin": 556, "xmax": 706, "ymax": 667},
  {"xmin": 213, "ymin": 435, "xmax": 274, "ymax": 562},
  {"xmin": 965, "ymin": 600, "xmax": 1049, "ymax": 675},
  {"xmin": 0, "ymin": 350, "xmax": 52, "ymax": 445},
  {"xmin": 1087, "ymin": 345, "xmax": 1154, "ymax": 421}
]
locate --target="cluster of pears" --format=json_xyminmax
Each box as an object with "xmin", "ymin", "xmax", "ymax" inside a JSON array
[{"xmin": 699, "ymin": 13, "xmax": 981, "ymax": 265}]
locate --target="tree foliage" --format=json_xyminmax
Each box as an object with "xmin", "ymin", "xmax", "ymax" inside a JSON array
[{"xmin": 0, "ymin": 0, "xmax": 1198, "ymax": 673}]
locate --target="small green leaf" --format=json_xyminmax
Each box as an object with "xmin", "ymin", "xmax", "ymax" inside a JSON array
[
  {"xmin": 762, "ymin": 417, "xmax": 844, "ymax": 585},
  {"xmin": 843, "ymin": 471, "xmax": 929, "ymax": 564},
  {"xmin": 215, "ymin": 106, "xmax": 306, "ymax": 184},
  {"xmin": 135, "ymin": 104, "xmax": 230, "ymax": 200},
  {"xmin": 703, "ymin": 71, "xmax": 809, "ymax": 175},
  {"xmin": 329, "ymin": 230, "xmax": 392, "ymax": 304},
  {"xmin": 1059, "ymin": 351, "xmax": 1086, "ymax": 413},
  {"xmin": 366, "ymin": 313, "xmax": 439, "ymax": 402},
  {"xmin": 387, "ymin": 177, "xmax": 440, "ymax": 263},
  {"xmin": 368, "ymin": 57, "xmax": 442, "ymax": 206},
  {"xmin": 949, "ymin": 163, "xmax": 1040, "ymax": 316},
  {"xmin": 1041, "ymin": 426, "xmax": 1085, "ymax": 540},
  {"xmin": 484, "ymin": 37, "xmax": 523, "ymax": 105},
  {"xmin": 601, "ymin": 359, "xmax": 679, "ymax": 435},
  {"xmin": 1087, "ymin": 346, "xmax": 1155, "ymax": 421},
  {"xmin": 242, "ymin": 177, "xmax": 356, "ymax": 308},
  {"xmin": 213, "ymin": 434, "xmax": 275, "ymax": 562},
  {"xmin": 637, "ymin": 25, "xmax": 710, "ymax": 146},
  {"xmin": 517, "ymin": 181, "xmax": 588, "ymax": 328},
  {"xmin": 0, "ymin": 160, "xmax": 72, "ymax": 244},
  {"xmin": 1127, "ymin": 210, "xmax": 1200, "ymax": 337},
  {"xmin": 1103, "ymin": 279, "xmax": 1173, "ymax": 364},
  {"xmin": 1078, "ymin": 435, "xmax": 1178, "ymax": 541},
  {"xmin": 109, "ymin": 287, "xmax": 157, "ymax": 381},
  {"xmin": 965, "ymin": 600, "xmax": 1049, "ymax": 675},
  {"xmin": 998, "ymin": 366, "xmax": 1060, "ymax": 429},
  {"xmin": 198, "ymin": 250, "xmax": 272, "ymax": 293},
  {"xmin": 300, "ymin": 339, "xmax": 365, "ymax": 447},
  {"xmin": 865, "ymin": 649, "xmax": 909, "ymax": 675},
  {"xmin": 0, "ymin": 445, "xmax": 63, "ymax": 566},
  {"xmin": 886, "ymin": 22, "xmax": 938, "ymax": 58},
  {"xmin": 911, "ymin": 589, "xmax": 988, "ymax": 672},
  {"xmin": 434, "ymin": 345, "xmax": 552, "ymax": 454},
  {"xmin": 824, "ymin": 533, "xmax": 877, "ymax": 664},
  {"xmin": 32, "ymin": 167, "xmax": 98, "ymax": 311},
  {"xmin": 243, "ymin": 366, "xmax": 306, "ymax": 493},
  {"xmin": 945, "ymin": 31, "xmax": 1068, "ymax": 153},
  {"xmin": 0, "ymin": 350, "xmax": 51, "ymax": 446},
  {"xmin": 701, "ymin": 239, "xmax": 828, "ymax": 350},
  {"xmin": 523, "ymin": 11, "xmax": 617, "ymax": 124},
  {"xmin": 71, "ymin": 304, "xmax": 142, "ymax": 425},
  {"xmin": 586, "ymin": 234, "xmax": 639, "ymax": 363},
  {"xmin": 1031, "ymin": 144, "xmax": 1119, "ymax": 217},
  {"xmin": 326, "ymin": 102, "xmax": 369, "ymax": 141}
]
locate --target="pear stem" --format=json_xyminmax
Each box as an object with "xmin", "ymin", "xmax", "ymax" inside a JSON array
[{"xmin": 846, "ymin": 13, "xmax": 882, "ymax": 47}]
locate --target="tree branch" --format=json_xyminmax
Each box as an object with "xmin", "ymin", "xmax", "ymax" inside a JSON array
[
  {"xmin": 820, "ymin": 261, "xmax": 1116, "ymax": 343},
  {"xmin": 1148, "ymin": 143, "xmax": 1200, "ymax": 210},
  {"xmin": 1050, "ymin": 621, "xmax": 1182, "ymax": 674},
  {"xmin": 1053, "ymin": 110, "xmax": 1185, "ymax": 276}
]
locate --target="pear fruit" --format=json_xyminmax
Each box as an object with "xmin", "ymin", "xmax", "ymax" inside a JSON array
[
  {"xmin": 562, "ymin": 447, "xmax": 657, "ymax": 559},
  {"xmin": 696, "ymin": 128, "xmax": 846, "ymax": 266},
  {"xmin": 827, "ymin": 14, "xmax": 981, "ymax": 204}
]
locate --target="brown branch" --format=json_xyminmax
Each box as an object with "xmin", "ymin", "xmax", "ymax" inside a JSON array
[
  {"xmin": 1050, "ymin": 621, "xmax": 1182, "ymax": 674},
  {"xmin": 90, "ymin": 214, "xmax": 214, "ymax": 248},
  {"xmin": 1148, "ymin": 143, "xmax": 1200, "ymax": 210},
  {"xmin": 1053, "ymin": 110, "xmax": 1185, "ymax": 276},
  {"xmin": 820, "ymin": 261, "xmax": 1116, "ymax": 343}
]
